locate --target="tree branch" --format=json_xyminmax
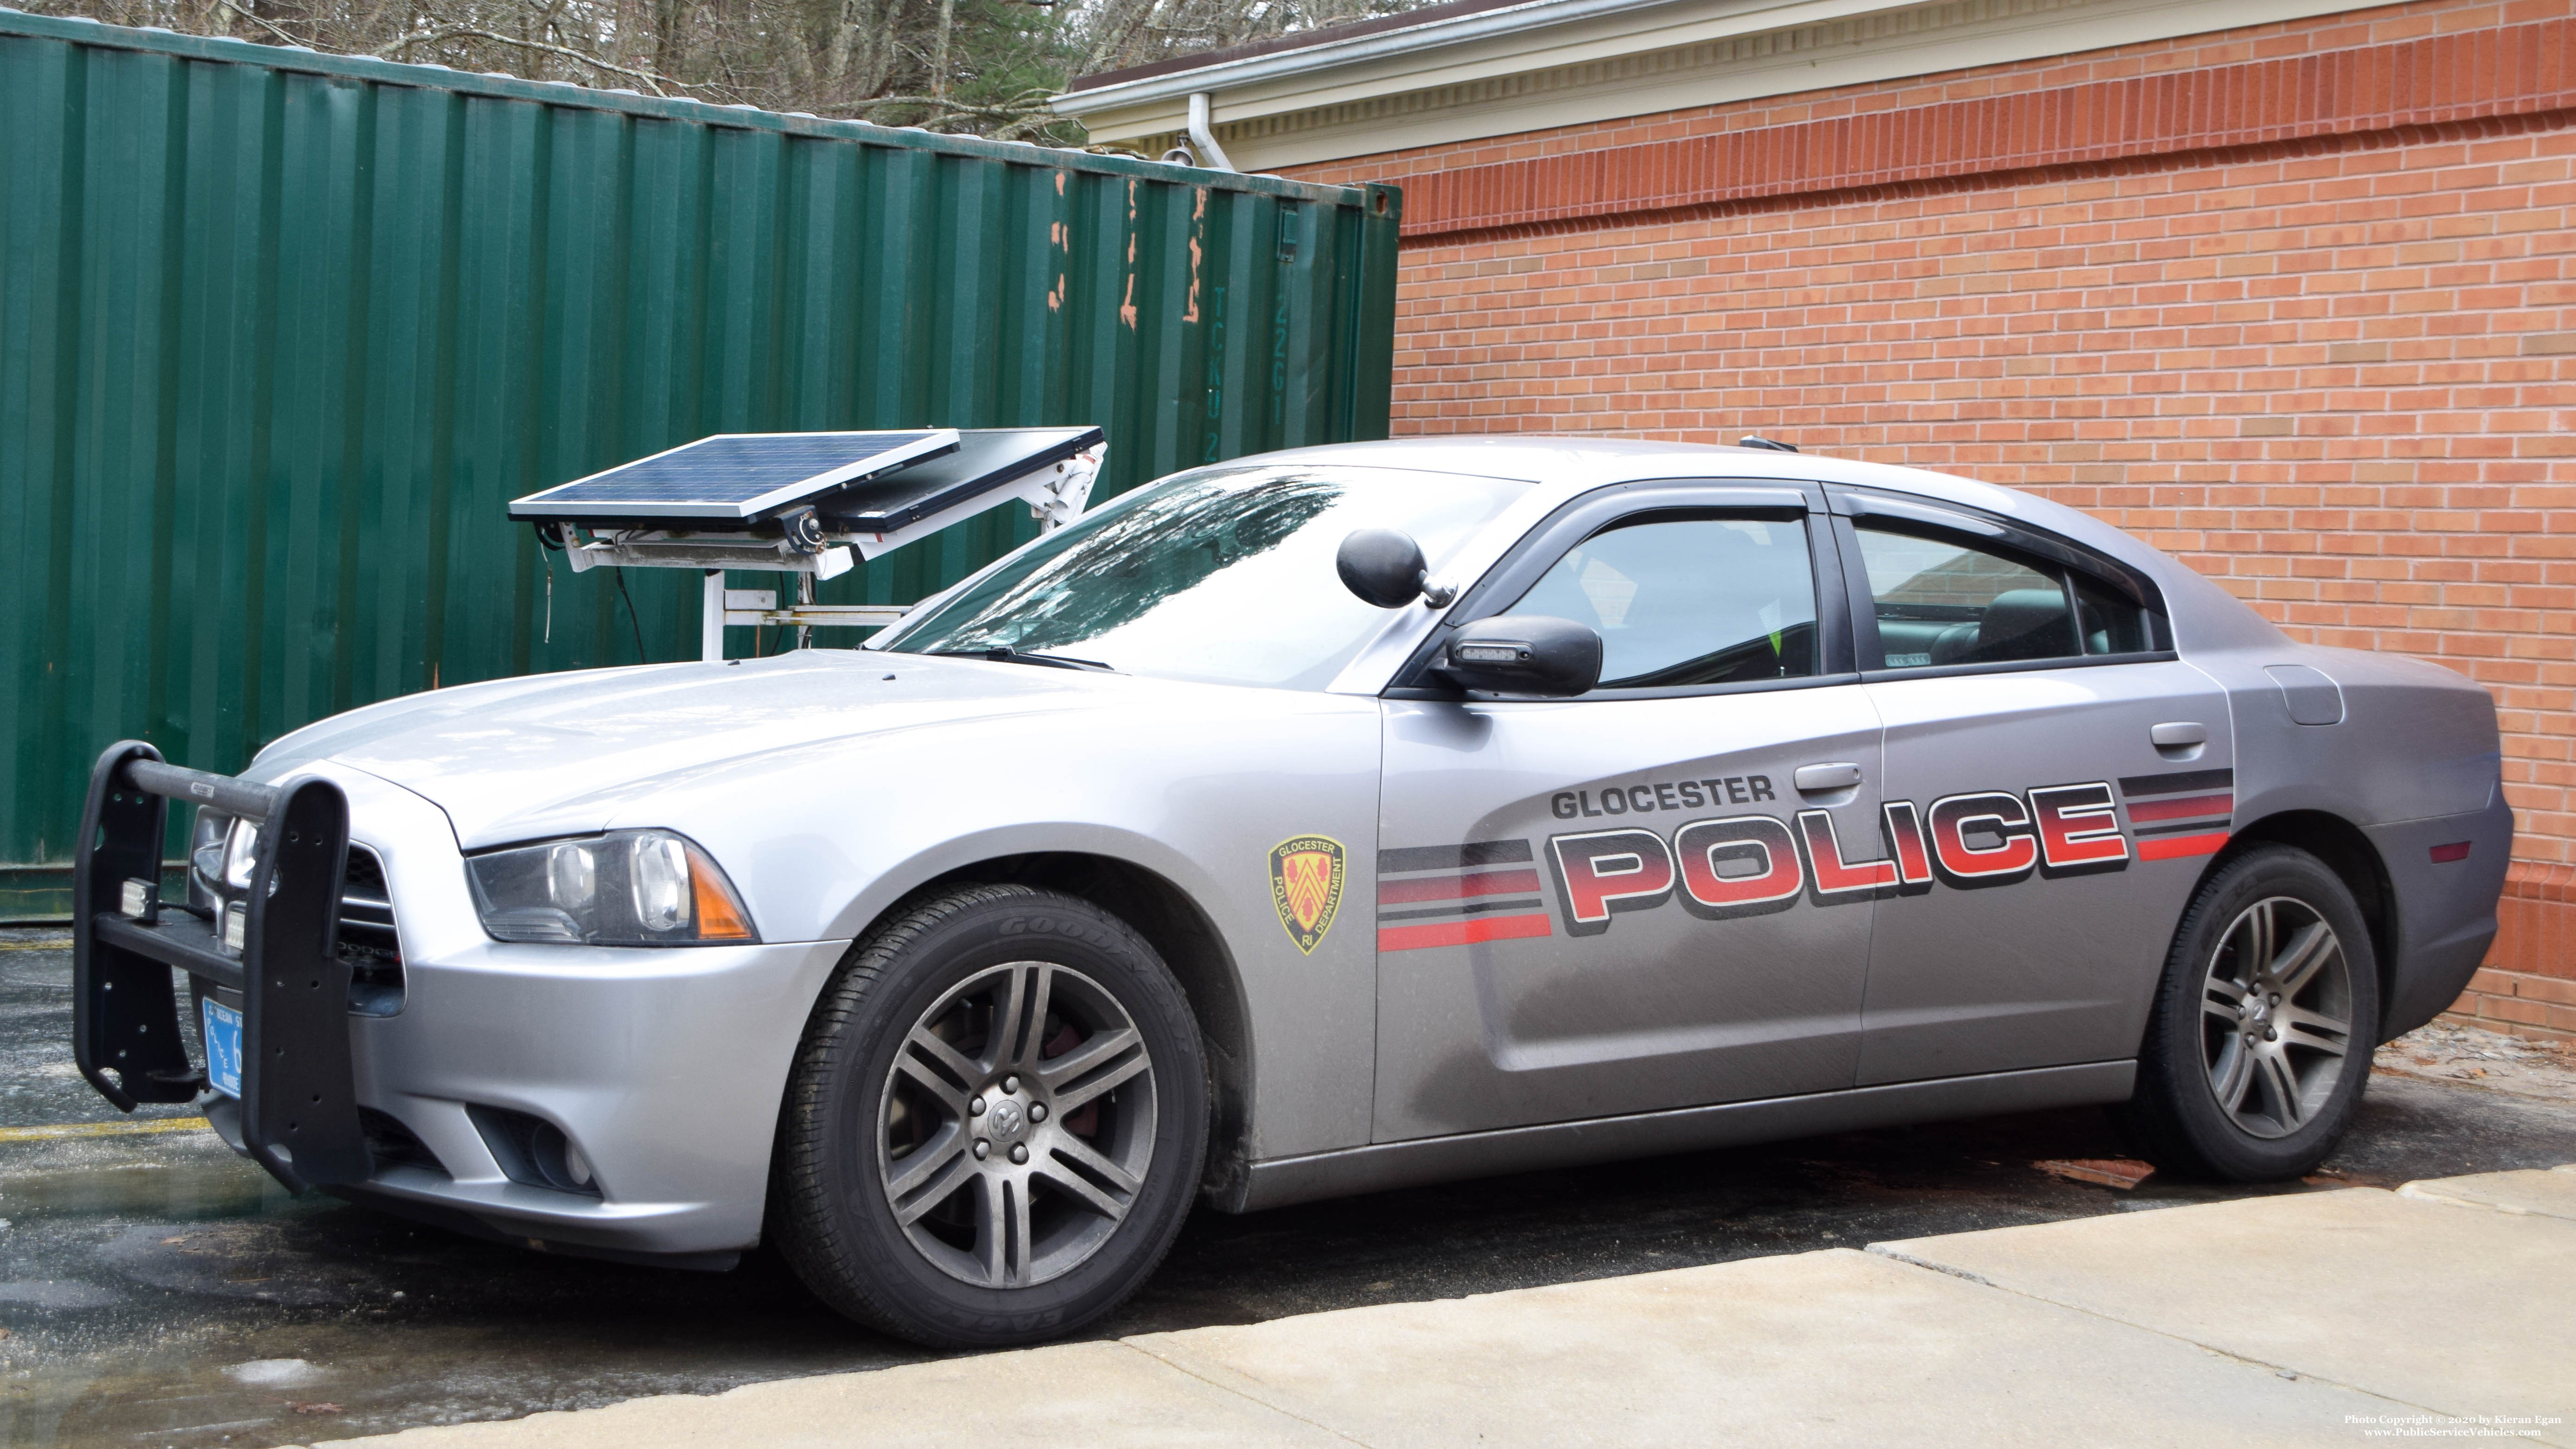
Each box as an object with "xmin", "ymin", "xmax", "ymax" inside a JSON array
[
  {"xmin": 374, "ymin": 24, "xmax": 679, "ymax": 94},
  {"xmin": 212, "ymin": 0, "xmax": 306, "ymax": 48}
]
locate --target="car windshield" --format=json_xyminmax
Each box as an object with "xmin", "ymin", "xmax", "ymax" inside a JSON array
[{"xmin": 876, "ymin": 464, "xmax": 1529, "ymax": 689}]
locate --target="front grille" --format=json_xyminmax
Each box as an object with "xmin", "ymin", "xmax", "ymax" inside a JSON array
[
  {"xmin": 339, "ymin": 845, "xmax": 405, "ymax": 1015},
  {"xmin": 188, "ymin": 806, "xmax": 405, "ymax": 1015}
]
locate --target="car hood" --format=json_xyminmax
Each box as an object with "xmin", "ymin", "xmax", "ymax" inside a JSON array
[{"xmin": 251, "ymin": 651, "xmax": 1126, "ymax": 848}]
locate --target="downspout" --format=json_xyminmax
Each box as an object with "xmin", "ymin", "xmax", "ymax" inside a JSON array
[{"xmin": 1187, "ymin": 92, "xmax": 1237, "ymax": 172}]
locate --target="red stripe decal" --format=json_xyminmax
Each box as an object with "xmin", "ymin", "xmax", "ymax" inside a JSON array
[
  {"xmin": 2124, "ymin": 793, "xmax": 2234, "ymax": 823},
  {"xmin": 1377, "ymin": 868, "xmax": 1545, "ymax": 906},
  {"xmin": 2137, "ymin": 831, "xmax": 2231, "ymax": 861},
  {"xmin": 1377, "ymin": 913, "xmax": 1554, "ymax": 952}
]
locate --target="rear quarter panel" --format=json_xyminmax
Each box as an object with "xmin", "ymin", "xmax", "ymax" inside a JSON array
[{"xmin": 2188, "ymin": 642, "xmax": 2507, "ymax": 1039}]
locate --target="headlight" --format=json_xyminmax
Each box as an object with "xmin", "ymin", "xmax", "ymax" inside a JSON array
[
  {"xmin": 466, "ymin": 830, "xmax": 758, "ymax": 946},
  {"xmin": 221, "ymin": 817, "xmax": 262, "ymax": 890},
  {"xmin": 190, "ymin": 808, "xmax": 230, "ymax": 908},
  {"xmin": 189, "ymin": 809, "xmax": 265, "ymax": 913}
]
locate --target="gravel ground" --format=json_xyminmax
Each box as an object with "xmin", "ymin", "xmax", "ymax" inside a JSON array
[{"xmin": 2373, "ymin": 1016, "xmax": 2576, "ymax": 1103}]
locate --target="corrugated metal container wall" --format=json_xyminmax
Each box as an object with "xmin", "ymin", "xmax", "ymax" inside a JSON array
[{"xmin": 0, "ymin": 12, "xmax": 1402, "ymax": 906}]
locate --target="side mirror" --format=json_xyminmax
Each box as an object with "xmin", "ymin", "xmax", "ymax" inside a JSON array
[
  {"xmin": 1443, "ymin": 615, "xmax": 1602, "ymax": 697},
  {"xmin": 1337, "ymin": 528, "xmax": 1427, "ymax": 607}
]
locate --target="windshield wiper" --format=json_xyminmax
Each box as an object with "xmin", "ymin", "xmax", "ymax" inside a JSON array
[{"xmin": 929, "ymin": 647, "xmax": 1120, "ymax": 674}]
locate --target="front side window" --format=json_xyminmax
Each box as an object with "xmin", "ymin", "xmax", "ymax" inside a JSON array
[
  {"xmin": 1509, "ymin": 515, "xmax": 1819, "ymax": 689},
  {"xmin": 1855, "ymin": 523, "xmax": 2158, "ymax": 670},
  {"xmin": 877, "ymin": 464, "xmax": 1528, "ymax": 690}
]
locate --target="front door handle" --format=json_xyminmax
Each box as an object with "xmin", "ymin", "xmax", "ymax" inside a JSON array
[
  {"xmin": 1793, "ymin": 762, "xmax": 1863, "ymax": 792},
  {"xmin": 2150, "ymin": 721, "xmax": 2208, "ymax": 747}
]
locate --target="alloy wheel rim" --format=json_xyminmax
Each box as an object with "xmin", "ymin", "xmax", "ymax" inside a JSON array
[
  {"xmin": 2197, "ymin": 895, "xmax": 2354, "ymax": 1140},
  {"xmin": 877, "ymin": 961, "xmax": 1157, "ymax": 1288}
]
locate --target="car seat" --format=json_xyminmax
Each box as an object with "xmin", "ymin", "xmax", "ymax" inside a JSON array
[{"xmin": 1927, "ymin": 587, "xmax": 2075, "ymax": 665}]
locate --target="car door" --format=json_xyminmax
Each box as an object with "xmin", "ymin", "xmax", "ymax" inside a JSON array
[
  {"xmin": 1373, "ymin": 483, "xmax": 1892, "ymax": 1142},
  {"xmin": 1834, "ymin": 491, "xmax": 2238, "ymax": 1085}
]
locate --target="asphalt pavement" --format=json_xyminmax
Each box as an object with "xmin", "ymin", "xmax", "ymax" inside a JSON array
[{"xmin": 5, "ymin": 926, "xmax": 2574, "ymax": 1449}]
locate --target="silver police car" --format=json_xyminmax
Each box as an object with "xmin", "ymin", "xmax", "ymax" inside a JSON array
[{"xmin": 70, "ymin": 438, "xmax": 2510, "ymax": 1348}]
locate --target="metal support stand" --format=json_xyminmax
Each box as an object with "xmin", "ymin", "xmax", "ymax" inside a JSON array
[{"xmin": 701, "ymin": 570, "xmax": 725, "ymax": 664}]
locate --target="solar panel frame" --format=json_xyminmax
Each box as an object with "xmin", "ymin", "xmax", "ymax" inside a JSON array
[
  {"xmin": 508, "ymin": 429, "xmax": 961, "ymax": 523},
  {"xmin": 813, "ymin": 426, "xmax": 1104, "ymax": 535}
]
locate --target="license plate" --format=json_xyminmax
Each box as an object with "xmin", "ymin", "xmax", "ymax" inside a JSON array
[{"xmin": 200, "ymin": 997, "xmax": 243, "ymax": 1099}]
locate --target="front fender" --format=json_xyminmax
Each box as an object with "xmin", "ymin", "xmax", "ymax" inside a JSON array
[{"xmin": 600, "ymin": 683, "xmax": 1387, "ymax": 1164}]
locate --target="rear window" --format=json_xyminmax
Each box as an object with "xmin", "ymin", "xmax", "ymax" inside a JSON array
[{"xmin": 1855, "ymin": 523, "xmax": 2162, "ymax": 670}]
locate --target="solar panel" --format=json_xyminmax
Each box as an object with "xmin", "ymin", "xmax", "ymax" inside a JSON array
[
  {"xmin": 509, "ymin": 430, "xmax": 960, "ymax": 523},
  {"xmin": 816, "ymin": 426, "xmax": 1105, "ymax": 535}
]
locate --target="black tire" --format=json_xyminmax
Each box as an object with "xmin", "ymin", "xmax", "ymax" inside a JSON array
[
  {"xmin": 772, "ymin": 883, "xmax": 1207, "ymax": 1348},
  {"xmin": 2120, "ymin": 845, "xmax": 2380, "ymax": 1181}
]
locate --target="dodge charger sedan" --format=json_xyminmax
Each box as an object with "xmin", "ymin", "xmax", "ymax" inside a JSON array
[{"xmin": 71, "ymin": 438, "xmax": 2510, "ymax": 1347}]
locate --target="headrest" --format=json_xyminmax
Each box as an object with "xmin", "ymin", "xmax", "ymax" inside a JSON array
[{"xmin": 1977, "ymin": 588, "xmax": 2075, "ymax": 660}]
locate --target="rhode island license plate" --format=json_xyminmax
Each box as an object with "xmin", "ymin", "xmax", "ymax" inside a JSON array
[{"xmin": 200, "ymin": 997, "xmax": 243, "ymax": 1099}]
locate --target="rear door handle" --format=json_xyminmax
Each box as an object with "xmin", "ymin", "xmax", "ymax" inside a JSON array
[
  {"xmin": 1793, "ymin": 762, "xmax": 1863, "ymax": 792},
  {"xmin": 2150, "ymin": 721, "xmax": 2208, "ymax": 747}
]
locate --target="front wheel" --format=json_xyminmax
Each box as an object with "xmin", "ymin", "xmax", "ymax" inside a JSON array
[
  {"xmin": 2119, "ymin": 845, "xmax": 2380, "ymax": 1181},
  {"xmin": 772, "ymin": 883, "xmax": 1207, "ymax": 1347}
]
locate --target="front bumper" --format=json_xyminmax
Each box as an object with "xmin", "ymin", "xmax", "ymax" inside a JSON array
[{"xmin": 73, "ymin": 742, "xmax": 850, "ymax": 1259}]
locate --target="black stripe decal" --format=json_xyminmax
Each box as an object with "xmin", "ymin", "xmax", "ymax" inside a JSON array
[
  {"xmin": 1378, "ymin": 839, "xmax": 1535, "ymax": 874},
  {"xmin": 1376, "ymin": 899, "xmax": 1548, "ymax": 923},
  {"xmin": 2117, "ymin": 768, "xmax": 2236, "ymax": 797},
  {"xmin": 2134, "ymin": 818, "xmax": 2234, "ymax": 837}
]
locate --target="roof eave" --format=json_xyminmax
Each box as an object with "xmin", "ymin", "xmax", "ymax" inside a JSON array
[{"xmin": 1050, "ymin": 0, "xmax": 1682, "ymax": 116}]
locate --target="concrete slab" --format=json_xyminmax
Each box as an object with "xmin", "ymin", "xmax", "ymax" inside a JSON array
[
  {"xmin": 1130, "ymin": 1249, "xmax": 2408, "ymax": 1449},
  {"xmin": 2398, "ymin": 1165, "xmax": 2576, "ymax": 1221},
  {"xmin": 1874, "ymin": 1187, "xmax": 2576, "ymax": 1445},
  {"xmin": 311, "ymin": 1169, "xmax": 2576, "ymax": 1449},
  {"xmin": 316, "ymin": 1340, "xmax": 1352, "ymax": 1449}
]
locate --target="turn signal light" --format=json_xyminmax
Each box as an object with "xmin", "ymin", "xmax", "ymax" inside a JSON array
[{"xmin": 691, "ymin": 852, "xmax": 754, "ymax": 940}]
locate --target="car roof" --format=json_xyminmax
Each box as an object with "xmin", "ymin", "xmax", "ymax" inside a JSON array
[{"xmin": 1256, "ymin": 436, "xmax": 2031, "ymax": 516}]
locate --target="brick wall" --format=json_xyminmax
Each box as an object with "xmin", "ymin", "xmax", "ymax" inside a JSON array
[{"xmin": 1285, "ymin": 0, "xmax": 2576, "ymax": 1040}]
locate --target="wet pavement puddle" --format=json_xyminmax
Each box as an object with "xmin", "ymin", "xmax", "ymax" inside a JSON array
[{"xmin": 6, "ymin": 929, "xmax": 2574, "ymax": 1447}]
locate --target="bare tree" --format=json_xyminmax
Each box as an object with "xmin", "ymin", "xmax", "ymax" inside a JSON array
[{"xmin": 26, "ymin": 0, "xmax": 1443, "ymax": 140}]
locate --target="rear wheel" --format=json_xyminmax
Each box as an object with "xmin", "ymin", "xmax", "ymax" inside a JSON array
[
  {"xmin": 773, "ymin": 883, "xmax": 1206, "ymax": 1347},
  {"xmin": 2120, "ymin": 845, "xmax": 2379, "ymax": 1181}
]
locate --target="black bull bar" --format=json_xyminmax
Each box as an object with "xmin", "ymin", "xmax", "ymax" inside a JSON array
[{"xmin": 72, "ymin": 740, "xmax": 372, "ymax": 1193}]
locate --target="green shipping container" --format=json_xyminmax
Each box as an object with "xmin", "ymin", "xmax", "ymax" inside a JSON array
[{"xmin": 0, "ymin": 11, "xmax": 1403, "ymax": 916}]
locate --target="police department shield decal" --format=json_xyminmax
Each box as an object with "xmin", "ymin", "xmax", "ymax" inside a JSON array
[{"xmin": 1269, "ymin": 836, "xmax": 1346, "ymax": 955}]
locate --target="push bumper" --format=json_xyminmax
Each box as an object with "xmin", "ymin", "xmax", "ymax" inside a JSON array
[
  {"xmin": 74, "ymin": 741, "xmax": 374, "ymax": 1192},
  {"xmin": 71, "ymin": 741, "xmax": 851, "ymax": 1258}
]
